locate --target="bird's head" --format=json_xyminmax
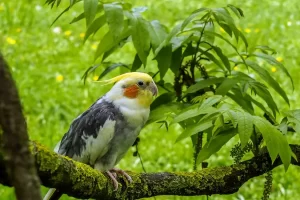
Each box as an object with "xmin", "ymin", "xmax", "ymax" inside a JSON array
[{"xmin": 101, "ymin": 72, "xmax": 158, "ymax": 108}]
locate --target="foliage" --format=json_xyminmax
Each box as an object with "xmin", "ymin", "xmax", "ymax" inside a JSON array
[
  {"xmin": 46, "ymin": 0, "xmax": 296, "ymax": 170},
  {"xmin": 2, "ymin": 0, "xmax": 300, "ymax": 199}
]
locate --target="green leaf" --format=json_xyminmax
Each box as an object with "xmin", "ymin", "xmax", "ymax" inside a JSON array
[
  {"xmin": 171, "ymin": 34, "xmax": 193, "ymax": 51},
  {"xmin": 70, "ymin": 12, "xmax": 85, "ymax": 24},
  {"xmin": 278, "ymin": 138, "xmax": 293, "ymax": 171},
  {"xmin": 94, "ymin": 24, "xmax": 131, "ymax": 61},
  {"xmin": 176, "ymin": 121, "xmax": 213, "ymax": 142},
  {"xmin": 204, "ymin": 31, "xmax": 238, "ymax": 51},
  {"xmin": 227, "ymin": 89, "xmax": 254, "ymax": 115},
  {"xmin": 173, "ymin": 95, "xmax": 223, "ymax": 124},
  {"xmin": 254, "ymin": 118, "xmax": 280, "ymax": 158},
  {"xmin": 154, "ymin": 23, "xmax": 182, "ymax": 56},
  {"xmin": 213, "ymin": 7, "xmax": 232, "ymax": 20},
  {"xmin": 102, "ymin": 40, "xmax": 125, "ymax": 61},
  {"xmin": 249, "ymin": 81, "xmax": 278, "ymax": 116},
  {"xmin": 131, "ymin": 54, "xmax": 142, "ymax": 72},
  {"xmin": 238, "ymin": 29, "xmax": 248, "ymax": 48},
  {"xmin": 84, "ymin": 0, "xmax": 98, "ymax": 26},
  {"xmin": 155, "ymin": 45, "xmax": 172, "ymax": 79},
  {"xmin": 181, "ymin": 8, "xmax": 209, "ymax": 31},
  {"xmin": 284, "ymin": 110, "xmax": 300, "ymax": 132},
  {"xmin": 71, "ymin": 4, "xmax": 104, "ymax": 24},
  {"xmin": 215, "ymin": 77, "xmax": 240, "ymax": 95},
  {"xmin": 212, "ymin": 7, "xmax": 234, "ymax": 28},
  {"xmin": 51, "ymin": 6, "xmax": 70, "ymax": 27},
  {"xmin": 253, "ymin": 116, "xmax": 291, "ymax": 170},
  {"xmin": 255, "ymin": 45, "xmax": 277, "ymax": 54},
  {"xmin": 227, "ymin": 4, "xmax": 244, "ymax": 18},
  {"xmin": 187, "ymin": 20, "xmax": 215, "ymax": 44},
  {"xmin": 149, "ymin": 20, "xmax": 168, "ymax": 51},
  {"xmin": 197, "ymin": 128, "xmax": 237, "ymax": 164},
  {"xmin": 97, "ymin": 63, "xmax": 130, "ymax": 80},
  {"xmin": 151, "ymin": 92, "xmax": 176, "ymax": 110},
  {"xmin": 131, "ymin": 16, "xmax": 151, "ymax": 65},
  {"xmin": 212, "ymin": 46, "xmax": 231, "ymax": 71},
  {"xmin": 84, "ymin": 15, "xmax": 106, "ymax": 42},
  {"xmin": 94, "ymin": 31, "xmax": 114, "ymax": 60},
  {"xmin": 251, "ymin": 53, "xmax": 294, "ymax": 89},
  {"xmin": 187, "ymin": 77, "xmax": 224, "ymax": 93},
  {"xmin": 147, "ymin": 103, "xmax": 183, "ymax": 125},
  {"xmin": 212, "ymin": 114, "xmax": 225, "ymax": 134},
  {"xmin": 121, "ymin": 2, "xmax": 132, "ymax": 11},
  {"xmin": 212, "ymin": 7, "xmax": 243, "ymax": 44},
  {"xmin": 200, "ymin": 111, "xmax": 222, "ymax": 124},
  {"xmin": 244, "ymin": 93, "xmax": 274, "ymax": 117},
  {"xmin": 246, "ymin": 60, "xmax": 289, "ymax": 105},
  {"xmin": 279, "ymin": 117, "xmax": 288, "ymax": 135},
  {"xmin": 70, "ymin": 0, "xmax": 76, "ymax": 7},
  {"xmin": 226, "ymin": 110, "xmax": 238, "ymax": 128},
  {"xmin": 57, "ymin": 0, "xmax": 62, "ymax": 7},
  {"xmin": 237, "ymin": 111, "xmax": 253, "ymax": 148},
  {"xmin": 104, "ymin": 3, "xmax": 124, "ymax": 40},
  {"xmin": 198, "ymin": 48, "xmax": 225, "ymax": 71},
  {"xmin": 218, "ymin": 22, "xmax": 232, "ymax": 37},
  {"xmin": 170, "ymin": 47, "xmax": 182, "ymax": 75},
  {"xmin": 173, "ymin": 106, "xmax": 217, "ymax": 124},
  {"xmin": 182, "ymin": 43, "xmax": 196, "ymax": 57},
  {"xmin": 132, "ymin": 6, "xmax": 148, "ymax": 13},
  {"xmin": 201, "ymin": 95, "xmax": 224, "ymax": 108},
  {"xmin": 48, "ymin": 0, "xmax": 80, "ymax": 22},
  {"xmin": 213, "ymin": 7, "xmax": 231, "ymax": 20}
]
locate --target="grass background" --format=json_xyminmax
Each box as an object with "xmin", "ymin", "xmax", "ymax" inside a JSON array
[{"xmin": 1, "ymin": 0, "xmax": 300, "ymax": 199}]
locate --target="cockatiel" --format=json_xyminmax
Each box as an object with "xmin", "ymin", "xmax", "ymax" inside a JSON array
[{"xmin": 44, "ymin": 72, "xmax": 158, "ymax": 200}]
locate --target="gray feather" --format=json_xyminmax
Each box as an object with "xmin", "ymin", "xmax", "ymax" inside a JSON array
[{"xmin": 57, "ymin": 98, "xmax": 124, "ymax": 159}]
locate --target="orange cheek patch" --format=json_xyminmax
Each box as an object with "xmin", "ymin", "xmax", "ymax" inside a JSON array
[{"xmin": 124, "ymin": 85, "xmax": 139, "ymax": 98}]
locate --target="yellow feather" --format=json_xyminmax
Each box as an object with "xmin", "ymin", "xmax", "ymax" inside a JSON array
[
  {"xmin": 95, "ymin": 72, "xmax": 153, "ymax": 84},
  {"xmin": 137, "ymin": 92, "xmax": 153, "ymax": 107}
]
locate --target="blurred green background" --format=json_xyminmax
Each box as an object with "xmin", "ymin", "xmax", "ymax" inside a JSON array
[{"xmin": 1, "ymin": 0, "xmax": 300, "ymax": 199}]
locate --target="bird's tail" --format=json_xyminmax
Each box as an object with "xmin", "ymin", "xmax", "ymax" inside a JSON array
[{"xmin": 43, "ymin": 188, "xmax": 63, "ymax": 200}]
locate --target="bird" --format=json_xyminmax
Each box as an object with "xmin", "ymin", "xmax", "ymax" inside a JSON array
[{"xmin": 43, "ymin": 72, "xmax": 158, "ymax": 200}]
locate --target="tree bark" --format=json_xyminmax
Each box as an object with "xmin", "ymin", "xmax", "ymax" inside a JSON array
[
  {"xmin": 0, "ymin": 142, "xmax": 299, "ymax": 200},
  {"xmin": 0, "ymin": 53, "xmax": 42, "ymax": 200}
]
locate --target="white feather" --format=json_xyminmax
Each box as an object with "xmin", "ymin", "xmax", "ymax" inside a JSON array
[{"xmin": 72, "ymin": 119, "xmax": 116, "ymax": 165}]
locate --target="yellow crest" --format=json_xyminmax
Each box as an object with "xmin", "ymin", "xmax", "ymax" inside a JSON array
[{"xmin": 96, "ymin": 72, "xmax": 153, "ymax": 85}]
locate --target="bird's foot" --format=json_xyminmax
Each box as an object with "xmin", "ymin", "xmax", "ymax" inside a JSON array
[
  {"xmin": 106, "ymin": 168, "xmax": 132, "ymax": 191},
  {"xmin": 106, "ymin": 170, "xmax": 119, "ymax": 191},
  {"xmin": 111, "ymin": 168, "xmax": 133, "ymax": 183}
]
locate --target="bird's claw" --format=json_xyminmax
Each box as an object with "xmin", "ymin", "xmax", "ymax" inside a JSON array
[
  {"xmin": 111, "ymin": 168, "xmax": 133, "ymax": 183},
  {"xmin": 106, "ymin": 168, "xmax": 132, "ymax": 191},
  {"xmin": 106, "ymin": 171, "xmax": 119, "ymax": 191}
]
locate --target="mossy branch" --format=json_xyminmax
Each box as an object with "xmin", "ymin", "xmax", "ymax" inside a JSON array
[{"xmin": 0, "ymin": 142, "xmax": 300, "ymax": 200}]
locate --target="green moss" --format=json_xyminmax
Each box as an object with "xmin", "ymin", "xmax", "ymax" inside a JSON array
[{"xmin": 35, "ymin": 144, "xmax": 61, "ymax": 174}]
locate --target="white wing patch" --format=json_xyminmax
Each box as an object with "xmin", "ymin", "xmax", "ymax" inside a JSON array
[{"xmin": 74, "ymin": 119, "xmax": 116, "ymax": 165}]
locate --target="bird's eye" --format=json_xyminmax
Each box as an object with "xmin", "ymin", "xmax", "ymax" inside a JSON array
[{"xmin": 137, "ymin": 81, "xmax": 144, "ymax": 86}]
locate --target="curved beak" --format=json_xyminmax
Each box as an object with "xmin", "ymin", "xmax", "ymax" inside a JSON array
[{"xmin": 149, "ymin": 81, "xmax": 158, "ymax": 96}]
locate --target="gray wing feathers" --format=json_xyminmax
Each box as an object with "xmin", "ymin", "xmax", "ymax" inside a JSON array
[{"xmin": 57, "ymin": 98, "xmax": 124, "ymax": 160}]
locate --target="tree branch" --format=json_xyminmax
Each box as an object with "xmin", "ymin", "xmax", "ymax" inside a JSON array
[
  {"xmin": 0, "ymin": 53, "xmax": 42, "ymax": 199},
  {"xmin": 0, "ymin": 142, "xmax": 299, "ymax": 199}
]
